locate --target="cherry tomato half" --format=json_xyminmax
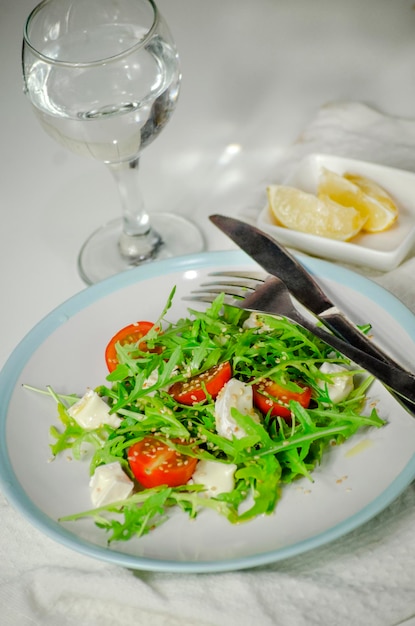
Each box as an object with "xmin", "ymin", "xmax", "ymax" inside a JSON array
[
  {"xmin": 127, "ymin": 436, "xmax": 198, "ymax": 488},
  {"xmin": 252, "ymin": 378, "xmax": 312, "ymax": 419},
  {"xmin": 169, "ymin": 361, "xmax": 232, "ymax": 405},
  {"xmin": 105, "ymin": 321, "xmax": 156, "ymax": 372}
]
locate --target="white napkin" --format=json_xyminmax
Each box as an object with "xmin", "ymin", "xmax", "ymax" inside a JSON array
[
  {"xmin": 2, "ymin": 102, "xmax": 415, "ymax": 626},
  {"xmin": 267, "ymin": 100, "xmax": 415, "ymax": 176}
]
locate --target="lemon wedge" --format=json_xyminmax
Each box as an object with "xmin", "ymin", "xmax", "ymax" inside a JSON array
[
  {"xmin": 267, "ymin": 185, "xmax": 367, "ymax": 241},
  {"xmin": 318, "ymin": 168, "xmax": 398, "ymax": 233}
]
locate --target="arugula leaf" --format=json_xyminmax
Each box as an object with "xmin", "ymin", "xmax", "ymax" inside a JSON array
[{"xmin": 235, "ymin": 455, "xmax": 282, "ymax": 521}]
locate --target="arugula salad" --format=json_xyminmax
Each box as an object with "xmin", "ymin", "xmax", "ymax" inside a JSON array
[{"xmin": 33, "ymin": 288, "xmax": 385, "ymax": 543}]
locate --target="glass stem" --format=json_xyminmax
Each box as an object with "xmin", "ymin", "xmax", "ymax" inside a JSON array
[{"xmin": 107, "ymin": 157, "xmax": 162, "ymax": 263}]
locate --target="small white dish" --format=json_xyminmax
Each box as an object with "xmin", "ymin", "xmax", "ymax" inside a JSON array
[
  {"xmin": 1, "ymin": 250, "xmax": 415, "ymax": 573},
  {"xmin": 257, "ymin": 153, "xmax": 415, "ymax": 271}
]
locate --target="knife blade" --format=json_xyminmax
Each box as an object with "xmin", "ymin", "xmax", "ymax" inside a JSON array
[
  {"xmin": 209, "ymin": 214, "xmax": 406, "ymax": 366},
  {"xmin": 209, "ymin": 214, "xmax": 415, "ymax": 411}
]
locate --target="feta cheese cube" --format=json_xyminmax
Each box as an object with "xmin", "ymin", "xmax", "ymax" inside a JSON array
[
  {"xmin": 89, "ymin": 462, "xmax": 134, "ymax": 508},
  {"xmin": 192, "ymin": 460, "xmax": 237, "ymax": 497},
  {"xmin": 215, "ymin": 378, "xmax": 259, "ymax": 440},
  {"xmin": 318, "ymin": 363, "xmax": 354, "ymax": 403},
  {"xmin": 68, "ymin": 389, "xmax": 121, "ymax": 430}
]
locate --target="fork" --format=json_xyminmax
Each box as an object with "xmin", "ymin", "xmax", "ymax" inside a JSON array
[{"xmin": 185, "ymin": 273, "xmax": 415, "ymax": 413}]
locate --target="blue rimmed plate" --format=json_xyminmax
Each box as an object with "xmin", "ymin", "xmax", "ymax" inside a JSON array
[{"xmin": 0, "ymin": 250, "xmax": 415, "ymax": 573}]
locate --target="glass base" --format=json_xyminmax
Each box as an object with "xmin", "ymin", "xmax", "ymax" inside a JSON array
[{"xmin": 78, "ymin": 213, "xmax": 205, "ymax": 285}]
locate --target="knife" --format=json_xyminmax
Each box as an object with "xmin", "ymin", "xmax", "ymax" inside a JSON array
[{"xmin": 209, "ymin": 213, "xmax": 415, "ymax": 411}]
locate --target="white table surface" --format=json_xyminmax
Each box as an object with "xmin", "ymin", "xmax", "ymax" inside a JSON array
[{"xmin": 2, "ymin": 1, "xmax": 415, "ymax": 625}]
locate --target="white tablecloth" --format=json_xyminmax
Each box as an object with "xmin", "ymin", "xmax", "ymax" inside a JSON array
[{"xmin": 2, "ymin": 1, "xmax": 415, "ymax": 624}]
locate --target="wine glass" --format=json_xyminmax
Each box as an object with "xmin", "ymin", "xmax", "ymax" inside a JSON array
[{"xmin": 22, "ymin": 0, "xmax": 204, "ymax": 284}]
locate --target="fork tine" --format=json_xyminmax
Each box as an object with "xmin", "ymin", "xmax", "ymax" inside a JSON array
[
  {"xmin": 208, "ymin": 270, "xmax": 266, "ymax": 282},
  {"xmin": 192, "ymin": 284, "xmax": 254, "ymax": 298},
  {"xmin": 186, "ymin": 273, "xmax": 268, "ymax": 307},
  {"xmin": 183, "ymin": 293, "xmax": 242, "ymax": 308},
  {"xmin": 200, "ymin": 279, "xmax": 258, "ymax": 289}
]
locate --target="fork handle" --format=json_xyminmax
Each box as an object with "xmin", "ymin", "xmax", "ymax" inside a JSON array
[
  {"xmin": 321, "ymin": 309, "xmax": 408, "ymax": 370},
  {"xmin": 320, "ymin": 310, "xmax": 415, "ymax": 414},
  {"xmin": 290, "ymin": 312, "xmax": 415, "ymax": 409}
]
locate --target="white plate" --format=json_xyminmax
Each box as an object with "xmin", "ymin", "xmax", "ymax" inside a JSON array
[
  {"xmin": 257, "ymin": 153, "xmax": 415, "ymax": 271},
  {"xmin": 1, "ymin": 250, "xmax": 415, "ymax": 573}
]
